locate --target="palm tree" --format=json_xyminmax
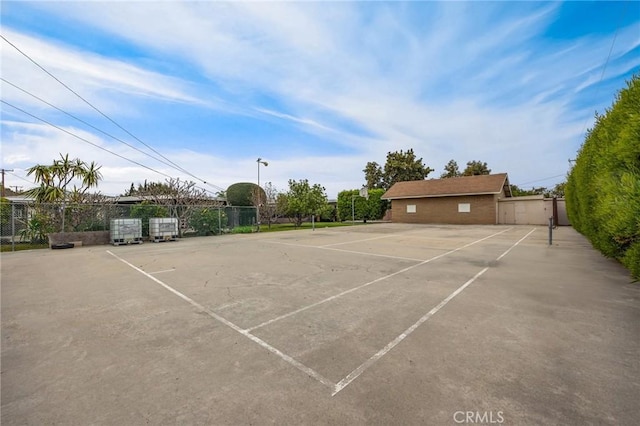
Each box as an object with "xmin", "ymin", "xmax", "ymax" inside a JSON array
[{"xmin": 25, "ymin": 154, "xmax": 102, "ymax": 232}]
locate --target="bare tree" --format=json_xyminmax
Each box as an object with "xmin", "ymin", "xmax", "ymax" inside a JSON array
[
  {"xmin": 66, "ymin": 190, "xmax": 113, "ymax": 232},
  {"xmin": 141, "ymin": 178, "xmax": 222, "ymax": 236},
  {"xmin": 251, "ymin": 182, "xmax": 281, "ymax": 229}
]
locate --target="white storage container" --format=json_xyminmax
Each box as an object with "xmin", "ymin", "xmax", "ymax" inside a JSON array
[
  {"xmin": 110, "ymin": 218, "xmax": 143, "ymax": 246},
  {"xmin": 149, "ymin": 217, "xmax": 178, "ymax": 242}
]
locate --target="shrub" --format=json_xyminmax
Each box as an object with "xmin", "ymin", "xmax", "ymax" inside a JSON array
[
  {"xmin": 566, "ymin": 75, "xmax": 640, "ymax": 279},
  {"xmin": 227, "ymin": 182, "xmax": 265, "ymax": 206},
  {"xmin": 188, "ymin": 207, "xmax": 227, "ymax": 236},
  {"xmin": 18, "ymin": 213, "xmax": 53, "ymax": 244},
  {"xmin": 130, "ymin": 202, "xmax": 169, "ymax": 236},
  {"xmin": 336, "ymin": 188, "xmax": 389, "ymax": 221}
]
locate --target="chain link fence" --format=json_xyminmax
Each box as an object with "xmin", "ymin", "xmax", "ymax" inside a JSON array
[{"xmin": 0, "ymin": 202, "xmax": 257, "ymax": 251}]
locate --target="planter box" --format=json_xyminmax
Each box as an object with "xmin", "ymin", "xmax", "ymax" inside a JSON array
[{"xmin": 48, "ymin": 231, "xmax": 110, "ymax": 248}]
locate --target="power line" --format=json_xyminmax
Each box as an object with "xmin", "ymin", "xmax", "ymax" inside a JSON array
[
  {"xmin": 1, "ymin": 77, "xmax": 200, "ymax": 179},
  {"xmin": 1, "ymin": 34, "xmax": 225, "ymax": 193},
  {"xmin": 515, "ymin": 174, "xmax": 566, "ymax": 187},
  {"xmin": 1, "ymin": 101, "xmax": 221, "ymax": 196},
  {"xmin": 576, "ymin": 4, "xmax": 625, "ymax": 142},
  {"xmin": 1, "ymin": 99, "xmax": 177, "ymax": 180},
  {"xmin": 6, "ymin": 170, "xmax": 33, "ymax": 185}
]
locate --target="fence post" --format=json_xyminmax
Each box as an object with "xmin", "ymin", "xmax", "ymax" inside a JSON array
[
  {"xmin": 11, "ymin": 203, "xmax": 15, "ymax": 252},
  {"xmin": 548, "ymin": 216, "xmax": 553, "ymax": 245}
]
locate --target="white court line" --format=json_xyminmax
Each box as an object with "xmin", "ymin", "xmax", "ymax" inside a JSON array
[
  {"xmin": 268, "ymin": 240, "xmax": 424, "ymax": 262},
  {"xmin": 497, "ymin": 228, "xmax": 536, "ymax": 260},
  {"xmin": 213, "ymin": 301, "xmax": 243, "ymax": 311},
  {"xmin": 245, "ymin": 228, "xmax": 512, "ymax": 332},
  {"xmin": 331, "ymin": 227, "xmax": 536, "ymax": 396},
  {"xmin": 106, "ymin": 250, "xmax": 335, "ymax": 391},
  {"xmin": 319, "ymin": 234, "xmax": 398, "ymax": 248},
  {"xmin": 333, "ymin": 267, "xmax": 490, "ymax": 395},
  {"xmin": 149, "ymin": 269, "xmax": 176, "ymax": 275},
  {"xmin": 320, "ymin": 246, "xmax": 426, "ymax": 262}
]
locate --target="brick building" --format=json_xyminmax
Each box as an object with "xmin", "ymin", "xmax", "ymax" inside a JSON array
[{"xmin": 381, "ymin": 174, "xmax": 512, "ymax": 225}]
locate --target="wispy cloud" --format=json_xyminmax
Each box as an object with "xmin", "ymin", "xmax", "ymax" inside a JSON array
[{"xmin": 1, "ymin": 29, "xmax": 209, "ymax": 114}]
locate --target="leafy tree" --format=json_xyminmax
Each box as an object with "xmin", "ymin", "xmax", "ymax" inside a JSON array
[
  {"xmin": 130, "ymin": 202, "xmax": 169, "ymax": 236},
  {"xmin": 25, "ymin": 154, "xmax": 103, "ymax": 232},
  {"xmin": 566, "ymin": 74, "xmax": 640, "ymax": 279},
  {"xmin": 282, "ymin": 179, "xmax": 329, "ymax": 227},
  {"xmin": 363, "ymin": 162, "xmax": 384, "ymax": 189},
  {"xmin": 276, "ymin": 193, "xmax": 290, "ymax": 223},
  {"xmin": 462, "ymin": 160, "xmax": 491, "ymax": 176},
  {"xmin": 123, "ymin": 180, "xmax": 172, "ymax": 196},
  {"xmin": 440, "ymin": 159, "xmax": 462, "ymax": 178},
  {"xmin": 510, "ymin": 185, "xmax": 547, "ymax": 197},
  {"xmin": 227, "ymin": 182, "xmax": 264, "ymax": 206},
  {"xmin": 546, "ymin": 182, "xmax": 566, "ymax": 198},
  {"xmin": 381, "ymin": 149, "xmax": 434, "ymax": 189}
]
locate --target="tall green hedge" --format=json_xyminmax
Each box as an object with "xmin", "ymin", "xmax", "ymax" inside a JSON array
[
  {"xmin": 336, "ymin": 188, "xmax": 389, "ymax": 221},
  {"xmin": 566, "ymin": 75, "xmax": 640, "ymax": 279}
]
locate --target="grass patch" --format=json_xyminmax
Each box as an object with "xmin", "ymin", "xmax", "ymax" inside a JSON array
[
  {"xmin": 231, "ymin": 226, "xmax": 255, "ymax": 234},
  {"xmin": 258, "ymin": 221, "xmax": 367, "ymax": 232},
  {"xmin": 1, "ymin": 242, "xmax": 49, "ymax": 252}
]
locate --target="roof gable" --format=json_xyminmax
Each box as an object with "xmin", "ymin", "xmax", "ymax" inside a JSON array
[{"xmin": 382, "ymin": 173, "xmax": 511, "ymax": 199}]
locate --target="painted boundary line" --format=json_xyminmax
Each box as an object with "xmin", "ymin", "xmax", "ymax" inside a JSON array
[
  {"xmin": 331, "ymin": 227, "xmax": 537, "ymax": 395},
  {"xmin": 497, "ymin": 228, "xmax": 536, "ymax": 260},
  {"xmin": 319, "ymin": 234, "xmax": 399, "ymax": 248},
  {"xmin": 267, "ymin": 240, "xmax": 425, "ymax": 262},
  {"xmin": 245, "ymin": 228, "xmax": 512, "ymax": 332},
  {"xmin": 106, "ymin": 250, "xmax": 335, "ymax": 390},
  {"xmin": 333, "ymin": 267, "xmax": 490, "ymax": 395},
  {"xmin": 149, "ymin": 268, "xmax": 176, "ymax": 275},
  {"xmin": 106, "ymin": 227, "xmax": 534, "ymax": 396}
]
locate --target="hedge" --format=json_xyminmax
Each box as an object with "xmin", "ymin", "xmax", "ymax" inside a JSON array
[
  {"xmin": 336, "ymin": 188, "xmax": 389, "ymax": 221},
  {"xmin": 566, "ymin": 75, "xmax": 640, "ymax": 279}
]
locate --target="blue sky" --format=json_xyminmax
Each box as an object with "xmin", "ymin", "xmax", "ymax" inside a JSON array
[{"xmin": 1, "ymin": 1, "xmax": 639, "ymax": 198}]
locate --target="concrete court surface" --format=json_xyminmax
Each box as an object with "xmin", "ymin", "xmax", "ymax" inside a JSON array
[{"xmin": 1, "ymin": 224, "xmax": 639, "ymax": 425}]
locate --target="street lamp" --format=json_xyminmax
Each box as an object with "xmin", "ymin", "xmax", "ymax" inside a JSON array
[{"xmin": 256, "ymin": 158, "xmax": 268, "ymax": 231}]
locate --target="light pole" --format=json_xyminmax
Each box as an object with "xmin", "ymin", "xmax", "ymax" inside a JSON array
[{"xmin": 256, "ymin": 158, "xmax": 268, "ymax": 231}]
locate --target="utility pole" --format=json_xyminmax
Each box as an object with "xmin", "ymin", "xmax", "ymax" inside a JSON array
[{"xmin": 1, "ymin": 169, "xmax": 14, "ymax": 197}]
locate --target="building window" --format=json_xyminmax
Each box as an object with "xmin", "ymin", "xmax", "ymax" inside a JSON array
[
  {"xmin": 407, "ymin": 204, "xmax": 416, "ymax": 213},
  {"xmin": 458, "ymin": 203, "xmax": 471, "ymax": 213}
]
